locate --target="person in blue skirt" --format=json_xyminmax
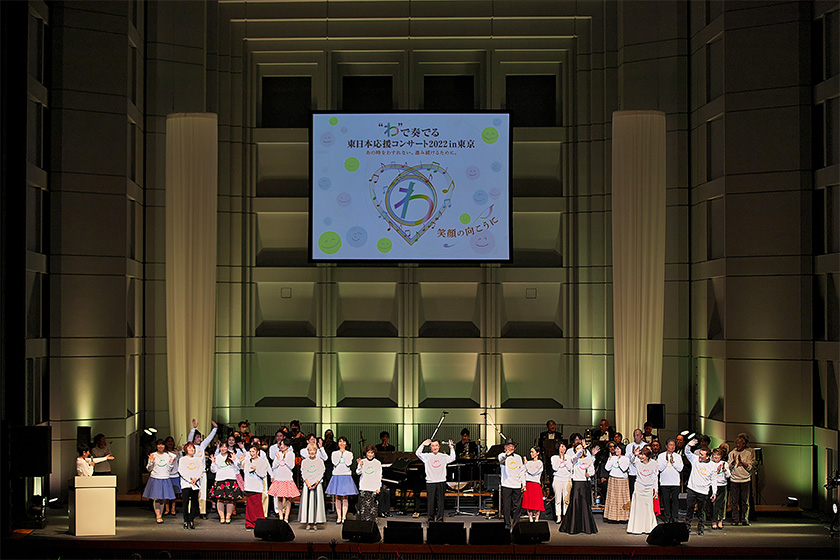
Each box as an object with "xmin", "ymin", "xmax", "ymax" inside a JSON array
[
  {"xmin": 143, "ymin": 439, "xmax": 177, "ymax": 523},
  {"xmin": 325, "ymin": 436, "xmax": 358, "ymax": 524}
]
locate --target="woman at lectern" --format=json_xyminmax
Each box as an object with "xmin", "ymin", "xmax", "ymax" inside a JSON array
[{"xmin": 76, "ymin": 443, "xmax": 114, "ymax": 477}]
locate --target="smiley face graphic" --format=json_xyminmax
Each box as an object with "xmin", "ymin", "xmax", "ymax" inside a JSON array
[
  {"xmin": 320, "ymin": 132, "xmax": 336, "ymax": 147},
  {"xmin": 336, "ymin": 192, "xmax": 352, "ymax": 207},
  {"xmin": 460, "ymin": 213, "xmax": 471, "ymax": 225},
  {"xmin": 318, "ymin": 231, "xmax": 342, "ymax": 255},
  {"xmin": 491, "ymin": 161, "xmax": 502, "ymax": 173},
  {"xmin": 346, "ymin": 226, "xmax": 368, "ymax": 248},
  {"xmin": 465, "ymin": 165, "xmax": 480, "ymax": 180},
  {"xmin": 318, "ymin": 177, "xmax": 332, "ymax": 190},
  {"xmin": 481, "ymin": 127, "xmax": 499, "ymax": 144},
  {"xmin": 470, "ymin": 231, "xmax": 496, "ymax": 255},
  {"xmin": 344, "ymin": 157, "xmax": 360, "ymax": 172},
  {"xmin": 376, "ymin": 238, "xmax": 392, "ymax": 253},
  {"xmin": 488, "ymin": 187, "xmax": 501, "ymax": 200},
  {"xmin": 473, "ymin": 190, "xmax": 488, "ymax": 205}
]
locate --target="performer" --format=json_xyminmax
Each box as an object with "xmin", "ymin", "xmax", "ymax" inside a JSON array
[
  {"xmin": 551, "ymin": 442, "xmax": 573, "ymax": 524},
  {"xmin": 91, "ymin": 433, "xmax": 113, "ymax": 475},
  {"xmin": 143, "ymin": 439, "xmax": 177, "ymax": 523},
  {"xmin": 709, "ymin": 447, "xmax": 730, "ymax": 529},
  {"xmin": 76, "ymin": 443, "xmax": 113, "ymax": 477},
  {"xmin": 240, "ymin": 444, "xmax": 270, "ymax": 530},
  {"xmin": 565, "ymin": 433, "xmax": 584, "ymax": 460},
  {"xmin": 268, "ymin": 438, "xmax": 299, "ymax": 523},
  {"xmin": 187, "ymin": 418, "xmax": 218, "ymax": 518},
  {"xmin": 416, "ymin": 438, "xmax": 456, "ymax": 522},
  {"xmin": 497, "ymin": 439, "xmax": 526, "ymax": 531},
  {"xmin": 559, "ymin": 443, "xmax": 599, "ymax": 534},
  {"xmin": 268, "ymin": 430, "xmax": 286, "ymax": 517},
  {"xmin": 650, "ymin": 439, "xmax": 661, "ymax": 456},
  {"xmin": 728, "ymin": 433, "xmax": 754, "ymax": 526},
  {"xmin": 522, "ymin": 446, "xmax": 545, "ymax": 522},
  {"xmin": 625, "ymin": 429, "xmax": 648, "ymax": 496},
  {"xmin": 375, "ymin": 431, "xmax": 395, "ymax": 452},
  {"xmin": 299, "ymin": 442, "xmax": 327, "ymax": 531},
  {"xmin": 675, "ymin": 433, "xmax": 691, "ymax": 490},
  {"xmin": 248, "ymin": 436, "xmax": 270, "ymax": 517},
  {"xmin": 454, "ymin": 428, "xmax": 479, "ymax": 458},
  {"xmin": 325, "ymin": 436, "xmax": 358, "ymax": 524},
  {"xmin": 237, "ymin": 420, "xmax": 252, "ymax": 444},
  {"xmin": 209, "ymin": 442, "xmax": 243, "ymax": 524},
  {"xmin": 356, "ymin": 444, "xmax": 383, "ymax": 522},
  {"xmin": 178, "ymin": 441, "xmax": 202, "ymax": 529},
  {"xmin": 626, "ymin": 447, "xmax": 658, "ymax": 534},
  {"xmin": 685, "ymin": 438, "xmax": 717, "ymax": 535},
  {"xmin": 538, "ymin": 420, "xmax": 561, "ymax": 458},
  {"xmin": 642, "ymin": 422, "xmax": 656, "ymax": 444},
  {"xmin": 603, "ymin": 444, "xmax": 631, "ymax": 523},
  {"xmin": 657, "ymin": 438, "xmax": 684, "ymax": 523},
  {"xmin": 322, "ymin": 429, "xmax": 338, "ymax": 456}
]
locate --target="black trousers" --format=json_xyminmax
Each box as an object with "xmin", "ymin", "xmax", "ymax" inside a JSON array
[
  {"xmin": 628, "ymin": 474, "xmax": 637, "ymax": 497},
  {"xmin": 378, "ymin": 485, "xmax": 391, "ymax": 513},
  {"xmin": 501, "ymin": 486, "xmax": 523, "ymax": 529},
  {"xmin": 730, "ymin": 480, "xmax": 750, "ymax": 523},
  {"xmin": 182, "ymin": 487, "xmax": 199, "ymax": 523},
  {"xmin": 685, "ymin": 488, "xmax": 709, "ymax": 532},
  {"xmin": 426, "ymin": 481, "xmax": 446, "ymax": 522},
  {"xmin": 659, "ymin": 485, "xmax": 680, "ymax": 523}
]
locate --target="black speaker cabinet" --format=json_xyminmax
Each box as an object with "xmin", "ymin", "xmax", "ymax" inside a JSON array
[
  {"xmin": 512, "ymin": 521, "xmax": 550, "ymax": 544},
  {"xmin": 469, "ymin": 521, "xmax": 510, "ymax": 545},
  {"xmin": 11, "ymin": 426, "xmax": 51, "ymax": 476},
  {"xmin": 427, "ymin": 521, "xmax": 466, "ymax": 545},
  {"xmin": 76, "ymin": 426, "xmax": 91, "ymax": 447},
  {"xmin": 646, "ymin": 521, "xmax": 689, "ymax": 546},
  {"xmin": 384, "ymin": 520, "xmax": 424, "ymax": 544},
  {"xmin": 646, "ymin": 403, "xmax": 666, "ymax": 429},
  {"xmin": 253, "ymin": 518, "xmax": 295, "ymax": 541},
  {"xmin": 484, "ymin": 473, "xmax": 501, "ymax": 491},
  {"xmin": 342, "ymin": 519, "xmax": 381, "ymax": 543}
]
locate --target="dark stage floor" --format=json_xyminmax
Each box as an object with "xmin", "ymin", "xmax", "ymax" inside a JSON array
[{"xmin": 5, "ymin": 505, "xmax": 838, "ymax": 559}]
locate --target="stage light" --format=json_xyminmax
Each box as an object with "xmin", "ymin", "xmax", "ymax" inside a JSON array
[
  {"xmin": 786, "ymin": 496, "xmax": 798, "ymax": 507},
  {"xmin": 680, "ymin": 430, "xmax": 689, "ymax": 436},
  {"xmin": 833, "ymin": 503, "xmax": 837, "ymax": 515},
  {"xmin": 48, "ymin": 498, "xmax": 57, "ymax": 503},
  {"xmin": 148, "ymin": 427, "xmax": 157, "ymax": 433}
]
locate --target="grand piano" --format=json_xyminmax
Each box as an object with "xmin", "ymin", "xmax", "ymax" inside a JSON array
[{"xmin": 379, "ymin": 451, "xmax": 426, "ymax": 514}]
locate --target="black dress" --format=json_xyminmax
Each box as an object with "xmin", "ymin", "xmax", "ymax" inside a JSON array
[{"xmin": 559, "ymin": 460, "xmax": 598, "ymax": 535}]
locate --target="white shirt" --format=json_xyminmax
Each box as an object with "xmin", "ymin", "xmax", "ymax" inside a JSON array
[
  {"xmin": 330, "ymin": 450, "xmax": 354, "ymax": 476},
  {"xmin": 657, "ymin": 451, "xmax": 684, "ymax": 486},
  {"xmin": 606, "ymin": 455, "xmax": 630, "ymax": 479},
  {"xmin": 524, "ymin": 459, "xmax": 543, "ymax": 484},
  {"xmin": 178, "ymin": 455, "xmax": 203, "ymax": 489},
  {"xmin": 76, "ymin": 456, "xmax": 108, "ymax": 477},
  {"xmin": 356, "ymin": 458, "xmax": 383, "ymax": 492},
  {"xmin": 241, "ymin": 456, "xmax": 269, "ymax": 493},
  {"xmin": 187, "ymin": 426, "xmax": 218, "ymax": 463},
  {"xmin": 301, "ymin": 457, "xmax": 326, "ymax": 486},
  {"xmin": 147, "ymin": 452, "xmax": 176, "ymax": 480},
  {"xmin": 686, "ymin": 445, "xmax": 717, "ymax": 496},
  {"xmin": 711, "ymin": 458, "xmax": 730, "ymax": 486},
  {"xmin": 728, "ymin": 448, "xmax": 754, "ymax": 483},
  {"xmin": 625, "ymin": 441, "xmax": 647, "ymax": 475},
  {"xmin": 271, "ymin": 449, "xmax": 295, "ymax": 482},
  {"xmin": 416, "ymin": 445, "xmax": 456, "ymax": 483},
  {"xmin": 211, "ymin": 454, "xmax": 240, "ymax": 482},
  {"xmin": 631, "ymin": 456, "xmax": 659, "ymax": 491},
  {"xmin": 551, "ymin": 454, "xmax": 573, "ymax": 480},
  {"xmin": 571, "ymin": 454, "xmax": 595, "ymax": 481},
  {"xmin": 497, "ymin": 452, "xmax": 526, "ymax": 488}
]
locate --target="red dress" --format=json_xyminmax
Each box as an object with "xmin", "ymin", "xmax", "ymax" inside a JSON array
[{"xmin": 522, "ymin": 482, "xmax": 545, "ymax": 511}]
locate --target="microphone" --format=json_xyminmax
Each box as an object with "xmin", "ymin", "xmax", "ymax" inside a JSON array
[
  {"xmin": 442, "ymin": 411, "xmax": 449, "ymax": 415},
  {"xmin": 480, "ymin": 412, "xmax": 487, "ymax": 416}
]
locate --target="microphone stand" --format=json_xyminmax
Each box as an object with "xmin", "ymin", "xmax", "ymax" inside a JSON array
[
  {"xmin": 480, "ymin": 411, "xmax": 506, "ymax": 519},
  {"xmin": 430, "ymin": 411, "xmax": 448, "ymax": 441}
]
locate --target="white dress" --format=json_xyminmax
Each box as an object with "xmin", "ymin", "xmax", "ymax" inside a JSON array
[{"xmin": 626, "ymin": 457, "xmax": 658, "ymax": 534}]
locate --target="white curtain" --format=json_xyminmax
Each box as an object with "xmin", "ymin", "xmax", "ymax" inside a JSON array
[
  {"xmin": 611, "ymin": 110, "xmax": 666, "ymax": 436},
  {"xmin": 165, "ymin": 113, "xmax": 218, "ymax": 444}
]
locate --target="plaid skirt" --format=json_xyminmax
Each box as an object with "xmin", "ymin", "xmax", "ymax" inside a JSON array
[
  {"xmin": 209, "ymin": 479, "xmax": 244, "ymax": 501},
  {"xmin": 269, "ymin": 480, "xmax": 300, "ymax": 499},
  {"xmin": 604, "ymin": 476, "xmax": 631, "ymax": 521}
]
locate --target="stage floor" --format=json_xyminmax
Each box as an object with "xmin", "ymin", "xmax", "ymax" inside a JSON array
[{"xmin": 7, "ymin": 506, "xmax": 838, "ymax": 559}]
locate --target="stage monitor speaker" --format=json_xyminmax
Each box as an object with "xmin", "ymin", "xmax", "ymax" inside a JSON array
[
  {"xmin": 76, "ymin": 426, "xmax": 91, "ymax": 447},
  {"xmin": 646, "ymin": 521, "xmax": 689, "ymax": 546},
  {"xmin": 384, "ymin": 520, "xmax": 424, "ymax": 544},
  {"xmin": 646, "ymin": 404, "xmax": 666, "ymax": 429},
  {"xmin": 11, "ymin": 426, "xmax": 52, "ymax": 477},
  {"xmin": 427, "ymin": 521, "xmax": 466, "ymax": 545},
  {"xmin": 469, "ymin": 521, "xmax": 510, "ymax": 545},
  {"xmin": 342, "ymin": 519, "xmax": 381, "ymax": 543},
  {"xmin": 484, "ymin": 473, "xmax": 500, "ymax": 491},
  {"xmin": 253, "ymin": 518, "xmax": 295, "ymax": 541},
  {"xmin": 512, "ymin": 521, "xmax": 550, "ymax": 544}
]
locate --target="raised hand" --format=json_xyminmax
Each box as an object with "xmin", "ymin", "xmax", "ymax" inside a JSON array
[
  {"xmin": 192, "ymin": 418, "xmax": 198, "ymax": 428},
  {"xmin": 148, "ymin": 453, "xmax": 155, "ymax": 462},
  {"xmin": 423, "ymin": 439, "xmax": 432, "ymax": 447},
  {"xmin": 447, "ymin": 440, "xmax": 454, "ymax": 447},
  {"xmin": 211, "ymin": 420, "xmax": 218, "ymax": 428},
  {"xmin": 688, "ymin": 438, "xmax": 698, "ymax": 447}
]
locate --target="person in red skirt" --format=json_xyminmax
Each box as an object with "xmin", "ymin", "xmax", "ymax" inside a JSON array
[
  {"xmin": 522, "ymin": 446, "xmax": 546, "ymax": 522},
  {"xmin": 240, "ymin": 443, "xmax": 269, "ymax": 530}
]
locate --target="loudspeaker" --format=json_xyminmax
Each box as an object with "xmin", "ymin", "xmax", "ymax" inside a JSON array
[
  {"xmin": 11, "ymin": 426, "xmax": 51, "ymax": 476},
  {"xmin": 512, "ymin": 521, "xmax": 550, "ymax": 544},
  {"xmin": 76, "ymin": 426, "xmax": 91, "ymax": 447},
  {"xmin": 427, "ymin": 521, "xmax": 466, "ymax": 545},
  {"xmin": 384, "ymin": 520, "xmax": 424, "ymax": 544},
  {"xmin": 253, "ymin": 518, "xmax": 295, "ymax": 541},
  {"xmin": 484, "ymin": 473, "xmax": 501, "ymax": 491},
  {"xmin": 646, "ymin": 404, "xmax": 666, "ymax": 429},
  {"xmin": 342, "ymin": 519, "xmax": 381, "ymax": 543},
  {"xmin": 469, "ymin": 521, "xmax": 510, "ymax": 545},
  {"xmin": 646, "ymin": 521, "xmax": 689, "ymax": 546}
]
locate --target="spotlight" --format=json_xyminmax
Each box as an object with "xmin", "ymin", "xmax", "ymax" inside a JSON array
[
  {"xmin": 786, "ymin": 496, "xmax": 799, "ymax": 508},
  {"xmin": 680, "ymin": 430, "xmax": 689, "ymax": 436},
  {"xmin": 687, "ymin": 433, "xmax": 696, "ymax": 440},
  {"xmin": 833, "ymin": 503, "xmax": 837, "ymax": 515},
  {"xmin": 148, "ymin": 427, "xmax": 158, "ymax": 433},
  {"xmin": 144, "ymin": 429, "xmax": 152, "ymax": 436}
]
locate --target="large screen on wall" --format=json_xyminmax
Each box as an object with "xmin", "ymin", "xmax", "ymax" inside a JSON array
[{"xmin": 310, "ymin": 112, "xmax": 511, "ymax": 262}]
